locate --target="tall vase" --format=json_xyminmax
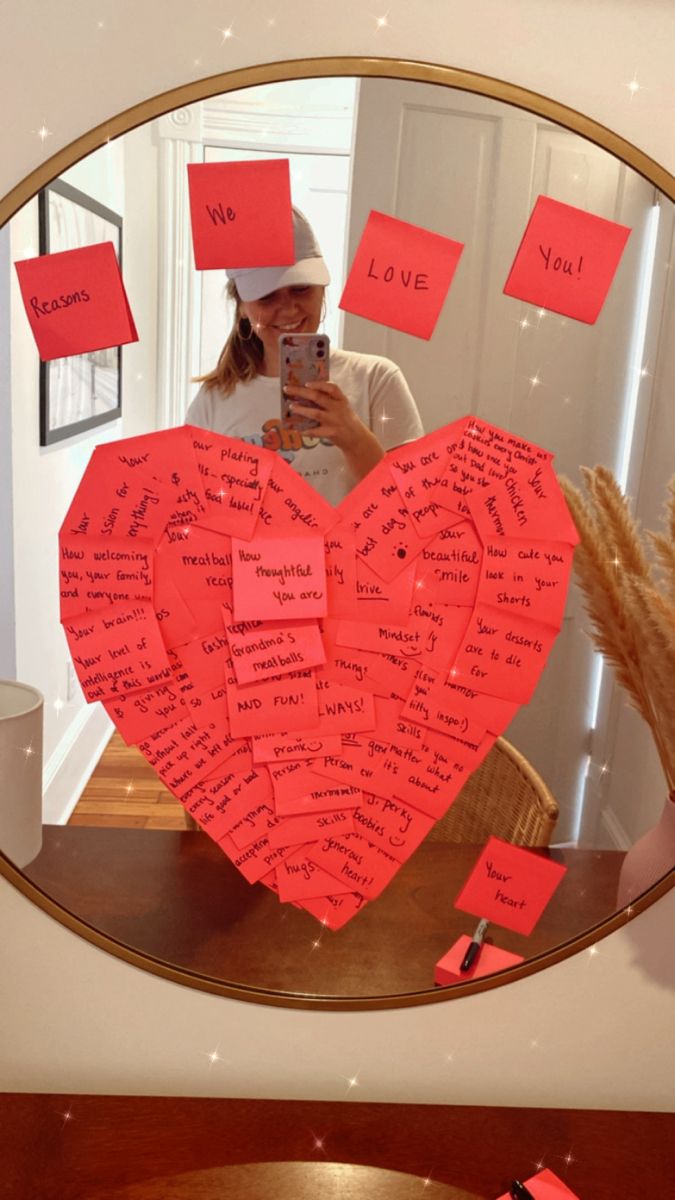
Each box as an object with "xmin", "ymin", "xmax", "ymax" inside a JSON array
[
  {"xmin": 0, "ymin": 680, "xmax": 44, "ymax": 868},
  {"xmin": 617, "ymin": 792, "xmax": 675, "ymax": 908}
]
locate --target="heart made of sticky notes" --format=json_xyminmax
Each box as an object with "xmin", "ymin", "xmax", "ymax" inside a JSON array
[{"xmin": 59, "ymin": 417, "xmax": 577, "ymax": 931}]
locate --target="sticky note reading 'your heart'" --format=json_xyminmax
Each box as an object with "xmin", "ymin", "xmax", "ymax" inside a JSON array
[
  {"xmin": 339, "ymin": 210, "xmax": 464, "ymax": 339},
  {"xmin": 454, "ymin": 836, "xmax": 567, "ymax": 935},
  {"xmin": 14, "ymin": 242, "xmax": 138, "ymax": 361},
  {"xmin": 187, "ymin": 159, "xmax": 294, "ymax": 270},
  {"xmin": 503, "ymin": 194, "xmax": 631, "ymax": 323},
  {"xmin": 495, "ymin": 1168, "xmax": 580, "ymax": 1199}
]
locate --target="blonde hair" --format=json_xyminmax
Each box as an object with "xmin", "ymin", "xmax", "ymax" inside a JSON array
[{"xmin": 194, "ymin": 280, "xmax": 265, "ymax": 395}]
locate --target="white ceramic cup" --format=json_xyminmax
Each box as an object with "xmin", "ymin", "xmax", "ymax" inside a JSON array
[{"xmin": 0, "ymin": 680, "xmax": 44, "ymax": 868}]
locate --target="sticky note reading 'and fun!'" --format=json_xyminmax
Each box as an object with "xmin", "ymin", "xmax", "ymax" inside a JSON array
[
  {"xmin": 14, "ymin": 242, "xmax": 138, "ymax": 361},
  {"xmin": 339, "ymin": 210, "xmax": 464, "ymax": 339},
  {"xmin": 503, "ymin": 195, "xmax": 631, "ymax": 323},
  {"xmin": 454, "ymin": 836, "xmax": 567, "ymax": 935},
  {"xmin": 187, "ymin": 159, "xmax": 294, "ymax": 270}
]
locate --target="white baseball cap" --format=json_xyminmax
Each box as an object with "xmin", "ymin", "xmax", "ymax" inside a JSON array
[{"xmin": 226, "ymin": 207, "xmax": 330, "ymax": 301}]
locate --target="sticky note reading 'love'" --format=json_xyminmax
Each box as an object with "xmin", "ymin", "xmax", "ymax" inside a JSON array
[
  {"xmin": 15, "ymin": 242, "xmax": 138, "ymax": 361},
  {"xmin": 454, "ymin": 836, "xmax": 567, "ymax": 935},
  {"xmin": 60, "ymin": 415, "xmax": 577, "ymax": 931},
  {"xmin": 503, "ymin": 194, "xmax": 631, "ymax": 323},
  {"xmin": 339, "ymin": 210, "xmax": 464, "ymax": 339},
  {"xmin": 187, "ymin": 159, "xmax": 294, "ymax": 270}
]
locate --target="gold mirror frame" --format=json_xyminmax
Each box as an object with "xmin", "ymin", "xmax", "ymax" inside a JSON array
[{"xmin": 1, "ymin": 55, "xmax": 673, "ymax": 1011}]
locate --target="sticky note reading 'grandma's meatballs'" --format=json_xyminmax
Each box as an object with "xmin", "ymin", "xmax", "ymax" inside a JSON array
[
  {"xmin": 187, "ymin": 159, "xmax": 294, "ymax": 269},
  {"xmin": 15, "ymin": 242, "xmax": 137, "ymax": 361},
  {"xmin": 339, "ymin": 210, "xmax": 464, "ymax": 339},
  {"xmin": 503, "ymin": 194, "xmax": 631, "ymax": 323},
  {"xmin": 454, "ymin": 836, "xmax": 567, "ymax": 935}
]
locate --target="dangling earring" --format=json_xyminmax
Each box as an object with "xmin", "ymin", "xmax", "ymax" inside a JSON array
[
  {"xmin": 320, "ymin": 297, "xmax": 327, "ymax": 328},
  {"xmin": 238, "ymin": 316, "xmax": 253, "ymax": 341}
]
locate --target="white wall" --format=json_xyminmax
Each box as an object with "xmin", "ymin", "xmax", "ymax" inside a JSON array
[
  {"xmin": 8, "ymin": 126, "xmax": 159, "ymax": 822},
  {"xmin": 0, "ymin": 0, "xmax": 674, "ymax": 1109}
]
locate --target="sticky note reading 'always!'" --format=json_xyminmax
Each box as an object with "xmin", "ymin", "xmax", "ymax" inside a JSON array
[
  {"xmin": 187, "ymin": 159, "xmax": 294, "ymax": 270},
  {"xmin": 503, "ymin": 194, "xmax": 631, "ymax": 324},
  {"xmin": 454, "ymin": 836, "xmax": 567, "ymax": 935},
  {"xmin": 14, "ymin": 242, "xmax": 138, "ymax": 361},
  {"xmin": 339, "ymin": 210, "xmax": 464, "ymax": 339}
]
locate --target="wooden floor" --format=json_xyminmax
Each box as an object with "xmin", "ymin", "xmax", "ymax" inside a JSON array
[{"xmin": 68, "ymin": 732, "xmax": 192, "ymax": 830}]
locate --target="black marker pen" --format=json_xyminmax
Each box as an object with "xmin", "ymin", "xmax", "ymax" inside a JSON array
[
  {"xmin": 509, "ymin": 1181, "xmax": 536, "ymax": 1200},
  {"xmin": 459, "ymin": 918, "xmax": 489, "ymax": 972}
]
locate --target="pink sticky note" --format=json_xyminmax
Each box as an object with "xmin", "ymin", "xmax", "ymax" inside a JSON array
[
  {"xmin": 226, "ymin": 669, "xmax": 319, "ymax": 738},
  {"xmin": 226, "ymin": 619, "xmax": 325, "ymax": 684},
  {"xmin": 231, "ymin": 534, "xmax": 326, "ymax": 621},
  {"xmin": 455, "ymin": 836, "xmax": 567, "ymax": 935},
  {"xmin": 187, "ymin": 159, "xmax": 294, "ymax": 270},
  {"xmin": 189, "ymin": 430, "xmax": 274, "ymax": 540},
  {"xmin": 434, "ymin": 936, "xmax": 524, "ymax": 985},
  {"xmin": 14, "ymin": 242, "xmax": 138, "ymax": 361},
  {"xmin": 450, "ymin": 604, "xmax": 558, "ymax": 703},
  {"xmin": 495, "ymin": 1168, "xmax": 580, "ymax": 1200},
  {"xmin": 339, "ymin": 210, "xmax": 464, "ymax": 339},
  {"xmin": 504, "ymin": 194, "xmax": 631, "ymax": 323}
]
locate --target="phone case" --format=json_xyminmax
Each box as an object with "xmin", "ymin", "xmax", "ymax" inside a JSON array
[{"xmin": 280, "ymin": 333, "xmax": 330, "ymax": 431}]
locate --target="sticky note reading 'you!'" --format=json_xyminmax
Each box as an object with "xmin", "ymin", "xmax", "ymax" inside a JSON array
[
  {"xmin": 454, "ymin": 836, "xmax": 567, "ymax": 935},
  {"xmin": 14, "ymin": 242, "xmax": 138, "ymax": 361},
  {"xmin": 503, "ymin": 195, "xmax": 631, "ymax": 324},
  {"xmin": 339, "ymin": 210, "xmax": 464, "ymax": 339},
  {"xmin": 187, "ymin": 159, "xmax": 294, "ymax": 270}
]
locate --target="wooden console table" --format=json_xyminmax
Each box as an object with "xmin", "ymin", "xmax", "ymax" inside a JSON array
[{"xmin": 1, "ymin": 1095, "xmax": 672, "ymax": 1199}]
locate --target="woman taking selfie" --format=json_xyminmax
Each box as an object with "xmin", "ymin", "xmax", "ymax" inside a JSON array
[{"xmin": 186, "ymin": 208, "xmax": 424, "ymax": 505}]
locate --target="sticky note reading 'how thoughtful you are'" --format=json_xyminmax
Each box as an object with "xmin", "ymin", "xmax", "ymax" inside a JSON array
[
  {"xmin": 187, "ymin": 159, "xmax": 294, "ymax": 270},
  {"xmin": 15, "ymin": 242, "xmax": 138, "ymax": 361},
  {"xmin": 339, "ymin": 210, "xmax": 464, "ymax": 339},
  {"xmin": 454, "ymin": 836, "xmax": 567, "ymax": 935},
  {"xmin": 503, "ymin": 194, "xmax": 631, "ymax": 323}
]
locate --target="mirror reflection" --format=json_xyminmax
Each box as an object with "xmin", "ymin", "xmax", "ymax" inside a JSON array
[{"xmin": 2, "ymin": 72, "xmax": 674, "ymax": 1004}]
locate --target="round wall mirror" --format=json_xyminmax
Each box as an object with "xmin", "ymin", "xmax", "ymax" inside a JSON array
[{"xmin": 1, "ymin": 59, "xmax": 673, "ymax": 1008}]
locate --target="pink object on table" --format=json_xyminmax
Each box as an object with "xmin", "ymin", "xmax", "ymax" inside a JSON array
[{"xmin": 434, "ymin": 935, "xmax": 524, "ymax": 985}]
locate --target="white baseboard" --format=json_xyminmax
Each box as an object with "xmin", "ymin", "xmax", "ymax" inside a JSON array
[
  {"xmin": 599, "ymin": 806, "xmax": 632, "ymax": 851},
  {"xmin": 42, "ymin": 703, "xmax": 113, "ymax": 825}
]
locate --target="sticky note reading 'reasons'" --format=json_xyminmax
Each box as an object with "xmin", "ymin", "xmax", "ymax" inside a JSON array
[
  {"xmin": 454, "ymin": 836, "xmax": 567, "ymax": 935},
  {"xmin": 14, "ymin": 243, "xmax": 138, "ymax": 361},
  {"xmin": 231, "ymin": 534, "xmax": 327, "ymax": 621},
  {"xmin": 503, "ymin": 195, "xmax": 631, "ymax": 324},
  {"xmin": 339, "ymin": 210, "xmax": 464, "ymax": 339},
  {"xmin": 187, "ymin": 159, "xmax": 294, "ymax": 270}
]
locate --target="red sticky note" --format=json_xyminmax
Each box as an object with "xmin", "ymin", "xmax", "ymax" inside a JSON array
[
  {"xmin": 220, "ymin": 832, "xmax": 292, "ymax": 886},
  {"xmin": 455, "ymin": 837, "xmax": 567, "ymax": 935},
  {"xmin": 14, "ymin": 242, "xmax": 138, "ymax": 361},
  {"xmin": 308, "ymin": 829, "xmax": 401, "ymax": 900},
  {"xmin": 267, "ymin": 758, "xmax": 327, "ymax": 805},
  {"xmin": 339, "ymin": 210, "xmax": 463, "ymax": 339},
  {"xmin": 434, "ymin": 936, "xmax": 524, "ymax": 985},
  {"xmin": 60, "ymin": 465, "xmax": 174, "ymax": 546},
  {"xmin": 103, "ymin": 683, "xmax": 188, "ymax": 746},
  {"xmin": 274, "ymin": 781, "xmax": 362, "ymax": 818},
  {"xmin": 340, "ymin": 466, "xmax": 431, "ymax": 583},
  {"xmin": 256, "ymin": 456, "xmax": 334, "ymax": 536},
  {"xmin": 476, "ymin": 538, "xmax": 573, "ymax": 630},
  {"xmin": 277, "ymin": 848, "xmax": 354, "ymax": 902},
  {"xmin": 226, "ymin": 619, "xmax": 326, "ymax": 684},
  {"xmin": 468, "ymin": 463, "xmax": 580, "ymax": 547},
  {"xmin": 504, "ymin": 194, "xmax": 631, "ymax": 323},
  {"xmin": 231, "ymin": 534, "xmax": 326, "ymax": 621},
  {"xmin": 495, "ymin": 1168, "xmax": 580, "ymax": 1200},
  {"xmin": 156, "ymin": 526, "xmax": 234, "ymax": 632},
  {"xmin": 58, "ymin": 535, "xmax": 153, "ymax": 620},
  {"xmin": 189, "ymin": 430, "xmax": 274, "ymax": 540},
  {"xmin": 355, "ymin": 558, "xmax": 416, "ymax": 624},
  {"xmin": 96, "ymin": 427, "xmax": 207, "ymax": 527},
  {"xmin": 187, "ymin": 159, "xmax": 294, "ymax": 270},
  {"xmin": 415, "ymin": 521, "xmax": 483, "ymax": 608},
  {"xmin": 252, "ymin": 729, "xmax": 342, "ymax": 764},
  {"xmin": 317, "ymin": 677, "xmax": 376, "ymax": 733},
  {"xmin": 62, "ymin": 601, "xmax": 171, "ymax": 703},
  {"xmin": 267, "ymin": 808, "xmax": 355, "ymax": 850},
  {"xmin": 450, "ymin": 604, "xmax": 558, "ymax": 703},
  {"xmin": 295, "ymin": 891, "xmax": 367, "ymax": 931},
  {"xmin": 352, "ymin": 793, "xmax": 435, "ymax": 863},
  {"xmin": 226, "ymin": 669, "xmax": 319, "ymax": 738}
]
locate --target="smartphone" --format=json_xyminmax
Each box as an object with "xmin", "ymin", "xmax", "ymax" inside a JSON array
[{"xmin": 280, "ymin": 333, "xmax": 330, "ymax": 431}]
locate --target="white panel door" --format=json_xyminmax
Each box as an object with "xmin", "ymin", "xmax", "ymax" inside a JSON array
[{"xmin": 345, "ymin": 79, "xmax": 661, "ymax": 842}]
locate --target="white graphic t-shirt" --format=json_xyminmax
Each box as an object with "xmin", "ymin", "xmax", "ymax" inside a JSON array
[{"xmin": 185, "ymin": 348, "xmax": 425, "ymax": 506}]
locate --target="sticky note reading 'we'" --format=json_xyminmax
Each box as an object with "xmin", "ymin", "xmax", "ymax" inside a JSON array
[
  {"xmin": 339, "ymin": 210, "xmax": 464, "ymax": 339},
  {"xmin": 187, "ymin": 159, "xmax": 294, "ymax": 270},
  {"xmin": 14, "ymin": 242, "xmax": 138, "ymax": 361},
  {"xmin": 503, "ymin": 194, "xmax": 631, "ymax": 323},
  {"xmin": 454, "ymin": 836, "xmax": 567, "ymax": 935}
]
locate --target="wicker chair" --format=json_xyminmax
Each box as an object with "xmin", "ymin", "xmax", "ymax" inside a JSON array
[{"xmin": 427, "ymin": 736, "xmax": 559, "ymax": 847}]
